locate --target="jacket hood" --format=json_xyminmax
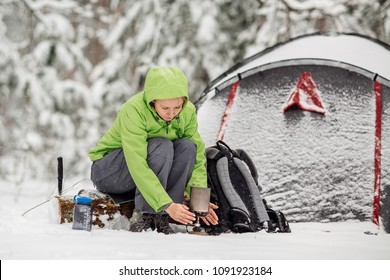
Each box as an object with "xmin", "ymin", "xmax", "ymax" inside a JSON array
[{"xmin": 144, "ymin": 66, "xmax": 189, "ymax": 107}]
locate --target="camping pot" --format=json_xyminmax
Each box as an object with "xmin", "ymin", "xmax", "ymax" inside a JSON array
[{"xmin": 189, "ymin": 186, "xmax": 210, "ymax": 216}]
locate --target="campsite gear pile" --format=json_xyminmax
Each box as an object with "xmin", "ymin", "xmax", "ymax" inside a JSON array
[
  {"xmin": 53, "ymin": 141, "xmax": 291, "ymax": 234},
  {"xmin": 51, "ymin": 188, "xmax": 134, "ymax": 229}
]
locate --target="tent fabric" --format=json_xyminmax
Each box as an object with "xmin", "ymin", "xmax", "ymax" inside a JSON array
[
  {"xmin": 199, "ymin": 33, "xmax": 390, "ymax": 100},
  {"xmin": 282, "ymin": 72, "xmax": 326, "ymax": 114},
  {"xmin": 373, "ymin": 81, "xmax": 382, "ymax": 226},
  {"xmin": 217, "ymin": 81, "xmax": 239, "ymax": 141}
]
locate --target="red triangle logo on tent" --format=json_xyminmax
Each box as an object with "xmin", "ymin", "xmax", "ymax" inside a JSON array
[{"xmin": 282, "ymin": 72, "xmax": 325, "ymax": 114}]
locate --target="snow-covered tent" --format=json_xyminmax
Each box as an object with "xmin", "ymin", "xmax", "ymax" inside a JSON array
[{"xmin": 195, "ymin": 33, "xmax": 390, "ymax": 232}]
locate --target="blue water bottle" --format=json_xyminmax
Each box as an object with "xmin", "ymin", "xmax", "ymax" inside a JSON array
[{"xmin": 72, "ymin": 195, "xmax": 93, "ymax": 231}]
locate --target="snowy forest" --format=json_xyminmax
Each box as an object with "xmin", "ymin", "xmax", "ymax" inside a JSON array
[{"xmin": 1, "ymin": 0, "xmax": 390, "ymax": 184}]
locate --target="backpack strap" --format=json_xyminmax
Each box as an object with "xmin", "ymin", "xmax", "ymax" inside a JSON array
[
  {"xmin": 205, "ymin": 146, "xmax": 220, "ymax": 160},
  {"xmin": 266, "ymin": 208, "xmax": 292, "ymax": 233},
  {"xmin": 215, "ymin": 157, "xmax": 250, "ymax": 214},
  {"xmin": 216, "ymin": 140, "xmax": 234, "ymax": 154},
  {"xmin": 235, "ymin": 149, "xmax": 259, "ymax": 187},
  {"xmin": 216, "ymin": 141, "xmax": 260, "ymax": 189},
  {"xmin": 233, "ymin": 158, "xmax": 269, "ymax": 223}
]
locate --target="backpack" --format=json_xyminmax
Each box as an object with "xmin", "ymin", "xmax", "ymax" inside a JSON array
[{"xmin": 205, "ymin": 140, "xmax": 291, "ymax": 234}]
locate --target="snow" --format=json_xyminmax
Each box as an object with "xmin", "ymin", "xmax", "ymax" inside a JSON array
[
  {"xmin": 222, "ymin": 34, "xmax": 390, "ymax": 90},
  {"xmin": 0, "ymin": 180, "xmax": 389, "ymax": 262},
  {"xmin": 1, "ymin": 180, "xmax": 390, "ymax": 280}
]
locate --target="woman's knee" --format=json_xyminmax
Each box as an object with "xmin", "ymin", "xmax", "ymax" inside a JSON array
[
  {"xmin": 90, "ymin": 149, "xmax": 133, "ymax": 193},
  {"xmin": 147, "ymin": 137, "xmax": 174, "ymax": 160},
  {"xmin": 173, "ymin": 139, "xmax": 196, "ymax": 158}
]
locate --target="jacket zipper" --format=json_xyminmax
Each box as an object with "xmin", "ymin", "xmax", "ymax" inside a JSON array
[{"xmin": 166, "ymin": 121, "xmax": 170, "ymax": 134}]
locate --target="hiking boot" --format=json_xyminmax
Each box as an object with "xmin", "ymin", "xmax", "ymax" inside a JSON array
[
  {"xmin": 155, "ymin": 214, "xmax": 175, "ymax": 235},
  {"xmin": 129, "ymin": 211, "xmax": 156, "ymax": 232}
]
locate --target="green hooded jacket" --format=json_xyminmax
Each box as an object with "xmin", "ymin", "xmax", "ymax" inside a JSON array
[{"xmin": 88, "ymin": 67, "xmax": 207, "ymax": 212}]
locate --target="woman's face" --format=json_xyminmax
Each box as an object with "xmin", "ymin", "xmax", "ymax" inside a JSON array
[{"xmin": 153, "ymin": 97, "xmax": 185, "ymax": 122}]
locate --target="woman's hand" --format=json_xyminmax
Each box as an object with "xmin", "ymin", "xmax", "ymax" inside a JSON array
[
  {"xmin": 165, "ymin": 203, "xmax": 196, "ymax": 225},
  {"xmin": 200, "ymin": 203, "xmax": 219, "ymax": 226}
]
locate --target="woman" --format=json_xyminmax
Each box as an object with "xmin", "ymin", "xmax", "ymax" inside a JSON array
[{"xmin": 88, "ymin": 66, "xmax": 218, "ymax": 234}]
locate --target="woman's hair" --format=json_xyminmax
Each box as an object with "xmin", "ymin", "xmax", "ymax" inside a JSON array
[{"xmin": 149, "ymin": 97, "xmax": 186, "ymax": 108}]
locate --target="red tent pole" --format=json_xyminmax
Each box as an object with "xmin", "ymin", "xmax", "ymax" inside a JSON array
[
  {"xmin": 373, "ymin": 80, "xmax": 382, "ymax": 226},
  {"xmin": 217, "ymin": 81, "xmax": 240, "ymax": 141}
]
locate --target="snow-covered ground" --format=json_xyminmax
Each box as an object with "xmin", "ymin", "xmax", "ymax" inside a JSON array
[
  {"xmin": 1, "ymin": 179, "xmax": 389, "ymax": 260},
  {"xmin": 1, "ymin": 179, "xmax": 389, "ymax": 279}
]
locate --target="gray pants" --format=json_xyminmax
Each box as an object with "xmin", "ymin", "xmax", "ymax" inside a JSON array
[{"xmin": 91, "ymin": 137, "xmax": 196, "ymax": 213}]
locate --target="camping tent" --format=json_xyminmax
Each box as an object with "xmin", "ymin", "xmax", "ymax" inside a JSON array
[{"xmin": 195, "ymin": 33, "xmax": 390, "ymax": 233}]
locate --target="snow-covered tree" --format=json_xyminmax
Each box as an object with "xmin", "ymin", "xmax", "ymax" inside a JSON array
[
  {"xmin": 0, "ymin": 0, "xmax": 389, "ymax": 183},
  {"xmin": 0, "ymin": 0, "xmax": 96, "ymax": 181}
]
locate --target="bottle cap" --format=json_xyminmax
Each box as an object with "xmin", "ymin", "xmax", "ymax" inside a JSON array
[{"xmin": 73, "ymin": 195, "xmax": 92, "ymax": 205}]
